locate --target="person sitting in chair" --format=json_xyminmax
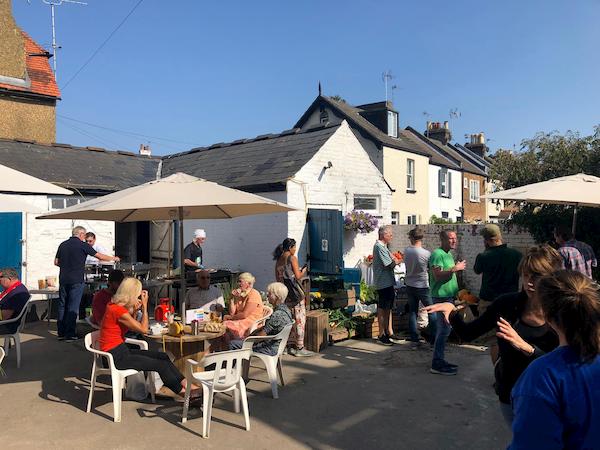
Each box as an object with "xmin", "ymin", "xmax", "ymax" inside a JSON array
[
  {"xmin": 229, "ymin": 282, "xmax": 293, "ymax": 356},
  {"xmin": 91, "ymin": 269, "xmax": 125, "ymax": 326},
  {"xmin": 185, "ymin": 270, "xmax": 225, "ymax": 312},
  {"xmin": 0, "ymin": 268, "xmax": 30, "ymax": 334}
]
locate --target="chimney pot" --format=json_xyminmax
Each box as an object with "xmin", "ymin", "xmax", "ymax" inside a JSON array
[
  {"xmin": 443, "ymin": 121, "xmax": 449, "ymax": 130},
  {"xmin": 139, "ymin": 144, "xmax": 152, "ymax": 156}
]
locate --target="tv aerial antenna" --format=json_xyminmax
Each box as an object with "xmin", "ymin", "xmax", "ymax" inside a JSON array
[
  {"xmin": 42, "ymin": 0, "xmax": 87, "ymax": 81},
  {"xmin": 382, "ymin": 70, "xmax": 394, "ymax": 102}
]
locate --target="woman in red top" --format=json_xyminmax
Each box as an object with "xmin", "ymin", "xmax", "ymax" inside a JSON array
[{"xmin": 99, "ymin": 277, "xmax": 194, "ymax": 396}]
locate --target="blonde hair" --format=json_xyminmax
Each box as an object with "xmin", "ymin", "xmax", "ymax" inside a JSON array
[
  {"xmin": 267, "ymin": 282, "xmax": 288, "ymax": 305},
  {"xmin": 518, "ymin": 244, "xmax": 562, "ymax": 278},
  {"xmin": 238, "ymin": 272, "xmax": 255, "ymax": 285},
  {"xmin": 112, "ymin": 277, "xmax": 142, "ymax": 309}
]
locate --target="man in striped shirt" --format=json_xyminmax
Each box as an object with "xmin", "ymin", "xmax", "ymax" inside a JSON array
[{"xmin": 554, "ymin": 225, "xmax": 597, "ymax": 278}]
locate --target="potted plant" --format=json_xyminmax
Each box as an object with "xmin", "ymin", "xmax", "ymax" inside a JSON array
[{"xmin": 344, "ymin": 210, "xmax": 378, "ymax": 234}]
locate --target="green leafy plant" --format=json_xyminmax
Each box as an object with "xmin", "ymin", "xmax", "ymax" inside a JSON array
[
  {"xmin": 327, "ymin": 308, "xmax": 357, "ymax": 332},
  {"xmin": 359, "ymin": 280, "xmax": 378, "ymax": 304}
]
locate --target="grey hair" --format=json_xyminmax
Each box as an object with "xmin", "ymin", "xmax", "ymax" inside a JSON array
[
  {"xmin": 72, "ymin": 226, "xmax": 86, "ymax": 236},
  {"xmin": 378, "ymin": 225, "xmax": 393, "ymax": 239},
  {"xmin": 266, "ymin": 282, "xmax": 288, "ymax": 305},
  {"xmin": 238, "ymin": 272, "xmax": 256, "ymax": 285},
  {"xmin": 0, "ymin": 267, "xmax": 19, "ymax": 280}
]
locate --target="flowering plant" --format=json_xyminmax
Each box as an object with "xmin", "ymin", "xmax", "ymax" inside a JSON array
[
  {"xmin": 364, "ymin": 254, "xmax": 374, "ymax": 265},
  {"xmin": 344, "ymin": 210, "xmax": 378, "ymax": 234}
]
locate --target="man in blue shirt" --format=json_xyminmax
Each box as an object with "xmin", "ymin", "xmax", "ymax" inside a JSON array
[{"xmin": 54, "ymin": 226, "xmax": 119, "ymax": 341}]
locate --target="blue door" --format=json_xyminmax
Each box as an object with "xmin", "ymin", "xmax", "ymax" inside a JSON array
[
  {"xmin": 0, "ymin": 213, "xmax": 23, "ymax": 278},
  {"xmin": 307, "ymin": 209, "xmax": 343, "ymax": 275}
]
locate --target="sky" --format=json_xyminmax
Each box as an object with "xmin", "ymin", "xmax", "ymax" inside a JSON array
[{"xmin": 11, "ymin": 0, "xmax": 600, "ymax": 156}]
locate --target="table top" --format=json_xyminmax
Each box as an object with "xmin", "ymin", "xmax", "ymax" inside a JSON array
[
  {"xmin": 145, "ymin": 329, "xmax": 224, "ymax": 342},
  {"xmin": 29, "ymin": 288, "xmax": 59, "ymax": 295}
]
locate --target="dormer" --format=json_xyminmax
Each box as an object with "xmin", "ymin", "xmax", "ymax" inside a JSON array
[{"xmin": 356, "ymin": 101, "xmax": 399, "ymax": 138}]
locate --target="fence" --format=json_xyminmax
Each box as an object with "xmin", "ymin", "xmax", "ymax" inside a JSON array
[{"xmin": 390, "ymin": 223, "xmax": 537, "ymax": 295}]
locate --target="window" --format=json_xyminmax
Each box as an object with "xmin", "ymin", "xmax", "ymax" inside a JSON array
[
  {"xmin": 407, "ymin": 159, "xmax": 415, "ymax": 191},
  {"xmin": 441, "ymin": 211, "xmax": 449, "ymax": 219},
  {"xmin": 439, "ymin": 168, "xmax": 451, "ymax": 197},
  {"xmin": 456, "ymin": 216, "xmax": 462, "ymax": 223},
  {"xmin": 387, "ymin": 111, "xmax": 398, "ymax": 138},
  {"xmin": 353, "ymin": 195, "xmax": 380, "ymax": 214},
  {"xmin": 391, "ymin": 211, "xmax": 399, "ymax": 225},
  {"xmin": 469, "ymin": 179, "xmax": 481, "ymax": 202},
  {"xmin": 407, "ymin": 215, "xmax": 417, "ymax": 225},
  {"xmin": 48, "ymin": 196, "xmax": 88, "ymax": 211},
  {"xmin": 319, "ymin": 107, "xmax": 329, "ymax": 124},
  {"xmin": 463, "ymin": 177, "xmax": 469, "ymax": 189}
]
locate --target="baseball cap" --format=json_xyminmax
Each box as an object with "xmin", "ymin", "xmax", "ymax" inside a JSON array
[{"xmin": 480, "ymin": 224, "xmax": 501, "ymax": 240}]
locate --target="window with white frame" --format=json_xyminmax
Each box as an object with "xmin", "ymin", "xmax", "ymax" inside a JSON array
[
  {"xmin": 353, "ymin": 195, "xmax": 380, "ymax": 214},
  {"xmin": 407, "ymin": 159, "xmax": 415, "ymax": 191},
  {"xmin": 49, "ymin": 196, "xmax": 86, "ymax": 211},
  {"xmin": 391, "ymin": 211, "xmax": 399, "ymax": 225},
  {"xmin": 407, "ymin": 214, "xmax": 417, "ymax": 225},
  {"xmin": 463, "ymin": 177, "xmax": 468, "ymax": 189},
  {"xmin": 439, "ymin": 168, "xmax": 450, "ymax": 197},
  {"xmin": 469, "ymin": 179, "xmax": 481, "ymax": 202},
  {"xmin": 387, "ymin": 111, "xmax": 398, "ymax": 138}
]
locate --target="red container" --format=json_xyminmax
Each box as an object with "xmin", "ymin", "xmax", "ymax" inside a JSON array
[{"xmin": 154, "ymin": 298, "xmax": 174, "ymax": 322}]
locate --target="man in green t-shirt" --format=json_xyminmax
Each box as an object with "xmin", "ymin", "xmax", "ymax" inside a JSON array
[{"xmin": 429, "ymin": 230, "xmax": 466, "ymax": 375}]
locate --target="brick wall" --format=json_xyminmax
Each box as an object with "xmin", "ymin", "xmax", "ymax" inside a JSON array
[
  {"xmin": 390, "ymin": 223, "xmax": 536, "ymax": 295},
  {"xmin": 0, "ymin": 95, "xmax": 56, "ymax": 143},
  {"xmin": 463, "ymin": 173, "xmax": 487, "ymax": 223}
]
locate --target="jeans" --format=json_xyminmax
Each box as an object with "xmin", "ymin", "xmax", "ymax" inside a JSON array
[
  {"xmin": 406, "ymin": 286, "xmax": 436, "ymax": 342},
  {"xmin": 432, "ymin": 297, "xmax": 453, "ymax": 368},
  {"xmin": 109, "ymin": 343, "xmax": 184, "ymax": 395},
  {"xmin": 229, "ymin": 339, "xmax": 278, "ymax": 356},
  {"xmin": 58, "ymin": 283, "xmax": 85, "ymax": 338}
]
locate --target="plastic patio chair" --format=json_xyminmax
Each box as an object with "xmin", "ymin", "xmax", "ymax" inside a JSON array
[
  {"xmin": 248, "ymin": 304, "xmax": 273, "ymax": 335},
  {"xmin": 242, "ymin": 323, "xmax": 293, "ymax": 399},
  {"xmin": 84, "ymin": 331, "xmax": 155, "ymax": 423},
  {"xmin": 0, "ymin": 347, "xmax": 5, "ymax": 370},
  {"xmin": 181, "ymin": 348, "xmax": 252, "ymax": 438},
  {"xmin": 0, "ymin": 297, "xmax": 31, "ymax": 368}
]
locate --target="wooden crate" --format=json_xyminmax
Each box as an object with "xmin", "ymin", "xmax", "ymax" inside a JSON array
[
  {"xmin": 305, "ymin": 310, "xmax": 329, "ymax": 353},
  {"xmin": 329, "ymin": 327, "xmax": 356, "ymax": 343},
  {"xmin": 355, "ymin": 313, "xmax": 402, "ymax": 339}
]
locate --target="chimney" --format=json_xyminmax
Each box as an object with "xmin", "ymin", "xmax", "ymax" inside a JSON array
[
  {"xmin": 425, "ymin": 121, "xmax": 452, "ymax": 146},
  {"xmin": 464, "ymin": 132, "xmax": 488, "ymax": 157},
  {"xmin": 139, "ymin": 144, "xmax": 151, "ymax": 156},
  {"xmin": 356, "ymin": 100, "xmax": 399, "ymax": 137}
]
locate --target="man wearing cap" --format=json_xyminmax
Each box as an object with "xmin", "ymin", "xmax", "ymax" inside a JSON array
[
  {"xmin": 474, "ymin": 224, "xmax": 522, "ymax": 315},
  {"xmin": 184, "ymin": 229, "xmax": 206, "ymax": 274}
]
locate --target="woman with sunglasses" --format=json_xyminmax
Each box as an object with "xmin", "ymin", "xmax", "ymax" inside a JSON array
[
  {"xmin": 99, "ymin": 277, "xmax": 198, "ymax": 396},
  {"xmin": 425, "ymin": 245, "xmax": 563, "ymax": 425},
  {"xmin": 509, "ymin": 270, "xmax": 600, "ymax": 449}
]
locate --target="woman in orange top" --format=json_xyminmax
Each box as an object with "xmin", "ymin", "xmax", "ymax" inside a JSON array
[
  {"xmin": 99, "ymin": 277, "xmax": 196, "ymax": 396},
  {"xmin": 223, "ymin": 272, "xmax": 263, "ymax": 340}
]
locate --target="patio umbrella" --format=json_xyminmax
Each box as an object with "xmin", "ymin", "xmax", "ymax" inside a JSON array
[
  {"xmin": 0, "ymin": 194, "xmax": 45, "ymax": 213},
  {"xmin": 0, "ymin": 164, "xmax": 72, "ymax": 195},
  {"xmin": 483, "ymin": 173, "xmax": 600, "ymax": 233},
  {"xmin": 37, "ymin": 172, "xmax": 298, "ymax": 314}
]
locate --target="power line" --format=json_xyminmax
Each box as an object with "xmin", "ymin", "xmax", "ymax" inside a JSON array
[
  {"xmin": 57, "ymin": 114, "xmax": 200, "ymax": 146},
  {"xmin": 61, "ymin": 0, "xmax": 145, "ymax": 90},
  {"xmin": 58, "ymin": 117, "xmax": 121, "ymax": 148}
]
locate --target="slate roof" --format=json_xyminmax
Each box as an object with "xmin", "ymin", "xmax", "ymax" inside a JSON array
[
  {"xmin": 161, "ymin": 124, "xmax": 340, "ymax": 191},
  {"xmin": 294, "ymin": 95, "xmax": 460, "ymax": 168},
  {"xmin": 0, "ymin": 138, "xmax": 159, "ymax": 195},
  {"xmin": 405, "ymin": 127, "xmax": 488, "ymax": 177},
  {"xmin": 0, "ymin": 31, "xmax": 60, "ymax": 99}
]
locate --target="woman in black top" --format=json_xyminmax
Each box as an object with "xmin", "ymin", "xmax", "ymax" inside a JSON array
[{"xmin": 426, "ymin": 244, "xmax": 563, "ymax": 425}]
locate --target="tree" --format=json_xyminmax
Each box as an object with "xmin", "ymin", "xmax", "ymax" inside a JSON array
[
  {"xmin": 490, "ymin": 126, "xmax": 600, "ymax": 277},
  {"xmin": 330, "ymin": 95, "xmax": 347, "ymax": 104}
]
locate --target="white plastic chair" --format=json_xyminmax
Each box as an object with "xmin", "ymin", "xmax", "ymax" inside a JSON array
[
  {"xmin": 0, "ymin": 347, "xmax": 5, "ymax": 370},
  {"xmin": 182, "ymin": 348, "xmax": 251, "ymax": 438},
  {"xmin": 242, "ymin": 323, "xmax": 293, "ymax": 399},
  {"xmin": 84, "ymin": 331, "xmax": 155, "ymax": 422},
  {"xmin": 248, "ymin": 304, "xmax": 273, "ymax": 335},
  {"xmin": 0, "ymin": 298, "xmax": 31, "ymax": 368}
]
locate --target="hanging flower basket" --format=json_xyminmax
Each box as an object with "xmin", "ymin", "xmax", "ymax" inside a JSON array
[{"xmin": 344, "ymin": 210, "xmax": 378, "ymax": 234}]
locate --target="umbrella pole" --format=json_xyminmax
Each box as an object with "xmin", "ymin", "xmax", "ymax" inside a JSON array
[
  {"xmin": 572, "ymin": 204, "xmax": 579, "ymax": 236},
  {"xmin": 179, "ymin": 207, "xmax": 186, "ymax": 318}
]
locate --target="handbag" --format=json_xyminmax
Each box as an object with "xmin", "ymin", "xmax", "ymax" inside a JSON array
[{"xmin": 282, "ymin": 256, "xmax": 305, "ymax": 306}]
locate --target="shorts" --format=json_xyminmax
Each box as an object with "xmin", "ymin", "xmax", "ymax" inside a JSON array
[{"xmin": 377, "ymin": 286, "xmax": 395, "ymax": 310}]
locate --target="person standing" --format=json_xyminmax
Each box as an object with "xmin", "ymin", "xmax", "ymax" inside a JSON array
[
  {"xmin": 183, "ymin": 229, "xmax": 206, "ymax": 275},
  {"xmin": 55, "ymin": 226, "xmax": 120, "ymax": 341},
  {"xmin": 403, "ymin": 227, "xmax": 436, "ymax": 348},
  {"xmin": 474, "ymin": 224, "xmax": 522, "ymax": 315},
  {"xmin": 84, "ymin": 232, "xmax": 109, "ymax": 266},
  {"xmin": 553, "ymin": 225, "xmax": 597, "ymax": 278},
  {"xmin": 510, "ymin": 270, "xmax": 600, "ymax": 449},
  {"xmin": 372, "ymin": 225, "xmax": 402, "ymax": 346},
  {"xmin": 429, "ymin": 229, "xmax": 466, "ymax": 375}
]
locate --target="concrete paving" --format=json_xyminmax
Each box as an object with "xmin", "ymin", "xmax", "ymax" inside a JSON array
[{"xmin": 0, "ymin": 321, "xmax": 510, "ymax": 449}]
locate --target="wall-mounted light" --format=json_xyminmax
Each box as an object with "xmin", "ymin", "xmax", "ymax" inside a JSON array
[{"xmin": 323, "ymin": 161, "xmax": 333, "ymax": 171}]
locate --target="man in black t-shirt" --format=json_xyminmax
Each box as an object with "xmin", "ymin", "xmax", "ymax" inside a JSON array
[
  {"xmin": 54, "ymin": 226, "xmax": 120, "ymax": 341},
  {"xmin": 183, "ymin": 229, "xmax": 206, "ymax": 275}
]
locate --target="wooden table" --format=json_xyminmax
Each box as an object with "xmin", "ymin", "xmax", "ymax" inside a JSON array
[
  {"xmin": 146, "ymin": 330, "xmax": 225, "ymax": 374},
  {"xmin": 29, "ymin": 288, "xmax": 60, "ymax": 325}
]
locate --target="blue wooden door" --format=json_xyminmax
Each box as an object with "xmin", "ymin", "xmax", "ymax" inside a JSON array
[
  {"xmin": 307, "ymin": 209, "xmax": 343, "ymax": 275},
  {"xmin": 0, "ymin": 213, "xmax": 23, "ymax": 278}
]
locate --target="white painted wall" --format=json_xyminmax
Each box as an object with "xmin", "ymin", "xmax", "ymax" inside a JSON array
[
  {"xmin": 427, "ymin": 166, "xmax": 463, "ymax": 223},
  {"xmin": 0, "ymin": 193, "xmax": 115, "ymax": 291}
]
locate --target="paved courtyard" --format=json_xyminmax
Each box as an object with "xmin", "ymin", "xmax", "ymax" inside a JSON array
[{"xmin": 0, "ymin": 321, "xmax": 510, "ymax": 449}]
